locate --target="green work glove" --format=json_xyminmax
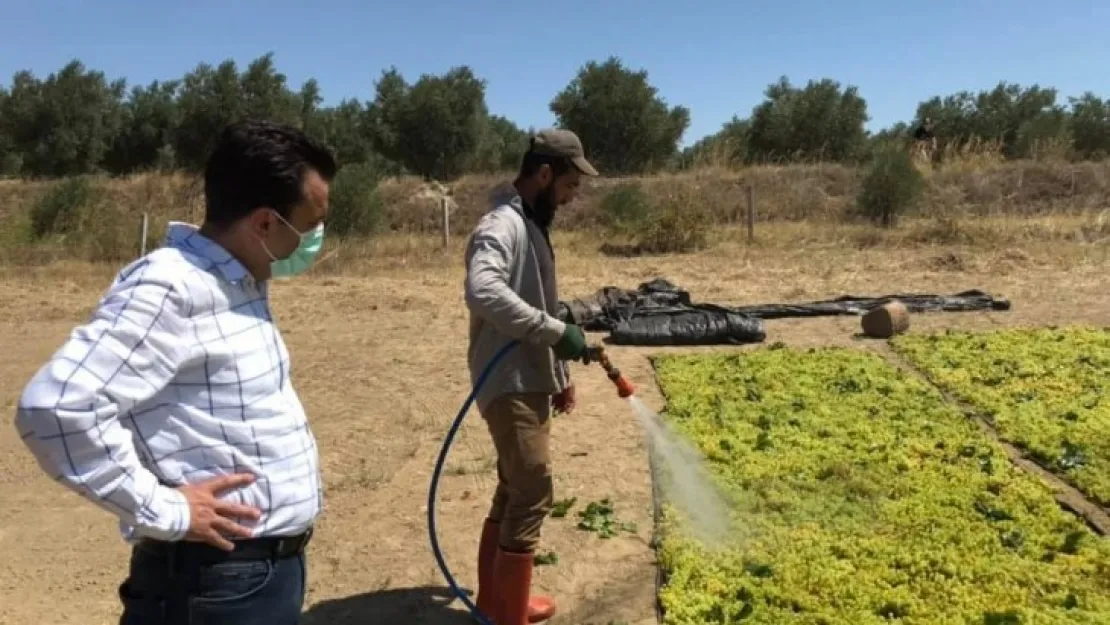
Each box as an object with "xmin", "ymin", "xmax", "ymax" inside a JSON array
[{"xmin": 552, "ymin": 324, "xmax": 587, "ymax": 361}]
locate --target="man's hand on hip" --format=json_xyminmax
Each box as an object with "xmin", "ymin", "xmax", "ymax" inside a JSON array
[
  {"xmin": 553, "ymin": 324, "xmax": 587, "ymax": 361},
  {"xmin": 177, "ymin": 473, "xmax": 263, "ymax": 551}
]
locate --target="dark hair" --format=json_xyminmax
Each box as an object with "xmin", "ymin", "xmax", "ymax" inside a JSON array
[
  {"xmin": 517, "ymin": 148, "xmax": 572, "ymax": 180},
  {"xmin": 203, "ymin": 119, "xmax": 338, "ymax": 227}
]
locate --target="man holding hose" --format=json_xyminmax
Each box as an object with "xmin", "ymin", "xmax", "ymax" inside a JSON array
[{"xmin": 464, "ymin": 128, "xmax": 598, "ymax": 624}]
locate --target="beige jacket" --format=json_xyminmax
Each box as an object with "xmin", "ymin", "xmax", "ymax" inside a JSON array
[{"xmin": 464, "ymin": 193, "xmax": 570, "ymax": 413}]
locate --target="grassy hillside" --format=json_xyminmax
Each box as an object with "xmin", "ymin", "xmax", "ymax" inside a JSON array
[{"xmin": 2, "ymin": 155, "xmax": 1109, "ymax": 266}]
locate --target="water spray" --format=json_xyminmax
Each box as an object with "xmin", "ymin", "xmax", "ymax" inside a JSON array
[
  {"xmin": 583, "ymin": 349, "xmax": 736, "ymax": 548},
  {"xmin": 427, "ymin": 340, "xmax": 639, "ymax": 625}
]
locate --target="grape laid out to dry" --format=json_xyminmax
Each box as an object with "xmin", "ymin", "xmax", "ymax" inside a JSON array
[
  {"xmin": 651, "ymin": 345, "xmax": 1110, "ymax": 625},
  {"xmin": 893, "ymin": 326, "xmax": 1110, "ymax": 505}
]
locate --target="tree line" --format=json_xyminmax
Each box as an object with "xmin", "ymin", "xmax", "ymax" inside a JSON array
[{"xmin": 3, "ymin": 52, "xmax": 1110, "ymax": 181}]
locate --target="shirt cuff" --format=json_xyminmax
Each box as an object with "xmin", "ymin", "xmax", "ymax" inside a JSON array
[
  {"xmin": 539, "ymin": 314, "xmax": 566, "ymax": 346},
  {"xmin": 133, "ymin": 484, "xmax": 192, "ymax": 542}
]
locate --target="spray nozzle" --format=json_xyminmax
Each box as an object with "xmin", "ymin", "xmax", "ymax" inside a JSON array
[
  {"xmin": 582, "ymin": 346, "xmax": 605, "ymax": 366},
  {"xmin": 581, "ymin": 345, "xmax": 636, "ymax": 399}
]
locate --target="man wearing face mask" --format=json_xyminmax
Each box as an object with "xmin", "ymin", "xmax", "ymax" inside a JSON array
[
  {"xmin": 464, "ymin": 128, "xmax": 598, "ymax": 625},
  {"xmin": 14, "ymin": 120, "xmax": 335, "ymax": 625}
]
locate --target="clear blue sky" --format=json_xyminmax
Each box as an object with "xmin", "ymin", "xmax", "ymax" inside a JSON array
[{"xmin": 3, "ymin": 0, "xmax": 1108, "ymax": 147}]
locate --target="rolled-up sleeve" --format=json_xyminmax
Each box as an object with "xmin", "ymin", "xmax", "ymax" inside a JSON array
[{"xmin": 14, "ymin": 264, "xmax": 194, "ymax": 541}]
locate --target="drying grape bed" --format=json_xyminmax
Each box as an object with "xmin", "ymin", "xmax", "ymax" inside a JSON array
[
  {"xmin": 651, "ymin": 345, "xmax": 1110, "ymax": 625},
  {"xmin": 892, "ymin": 326, "xmax": 1110, "ymax": 506}
]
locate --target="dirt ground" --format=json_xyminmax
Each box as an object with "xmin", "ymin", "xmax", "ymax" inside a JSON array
[{"xmin": 1, "ymin": 238, "xmax": 1109, "ymax": 625}]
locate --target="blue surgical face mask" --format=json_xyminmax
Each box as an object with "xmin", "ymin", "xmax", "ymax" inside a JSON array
[{"xmin": 260, "ymin": 211, "xmax": 325, "ymax": 279}]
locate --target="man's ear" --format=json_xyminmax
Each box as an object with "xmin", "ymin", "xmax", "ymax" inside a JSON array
[
  {"xmin": 536, "ymin": 164, "xmax": 553, "ymax": 187},
  {"xmin": 245, "ymin": 207, "xmax": 274, "ymax": 237}
]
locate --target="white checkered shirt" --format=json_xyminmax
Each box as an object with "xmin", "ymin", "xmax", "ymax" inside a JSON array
[{"xmin": 14, "ymin": 222, "xmax": 323, "ymax": 543}]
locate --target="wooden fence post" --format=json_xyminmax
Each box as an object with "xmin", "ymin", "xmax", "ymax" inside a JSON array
[
  {"xmin": 441, "ymin": 197, "xmax": 450, "ymax": 247},
  {"xmin": 138, "ymin": 213, "xmax": 149, "ymax": 257},
  {"xmin": 746, "ymin": 185, "xmax": 755, "ymax": 243}
]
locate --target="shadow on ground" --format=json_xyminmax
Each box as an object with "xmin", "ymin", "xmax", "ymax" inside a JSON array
[{"xmin": 302, "ymin": 585, "xmax": 477, "ymax": 625}]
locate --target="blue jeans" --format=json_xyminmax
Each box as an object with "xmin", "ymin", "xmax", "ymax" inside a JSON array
[{"xmin": 118, "ymin": 541, "xmax": 306, "ymax": 625}]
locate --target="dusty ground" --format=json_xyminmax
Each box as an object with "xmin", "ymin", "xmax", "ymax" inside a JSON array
[{"xmin": 1, "ymin": 234, "xmax": 1109, "ymax": 625}]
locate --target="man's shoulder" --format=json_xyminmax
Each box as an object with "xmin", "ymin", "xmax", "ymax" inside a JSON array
[
  {"xmin": 105, "ymin": 246, "xmax": 215, "ymax": 316},
  {"xmin": 113, "ymin": 246, "xmax": 196, "ymax": 287},
  {"xmin": 466, "ymin": 206, "xmax": 527, "ymax": 268},
  {"xmin": 473, "ymin": 199, "xmax": 526, "ymax": 237}
]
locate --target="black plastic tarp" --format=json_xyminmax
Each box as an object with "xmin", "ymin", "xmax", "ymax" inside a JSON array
[
  {"xmin": 558, "ymin": 279, "xmax": 767, "ymax": 346},
  {"xmin": 731, "ymin": 289, "xmax": 1012, "ymax": 319},
  {"xmin": 557, "ymin": 278, "xmax": 1011, "ymax": 346}
]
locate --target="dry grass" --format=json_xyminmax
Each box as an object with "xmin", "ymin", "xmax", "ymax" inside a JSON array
[
  {"xmin": 1, "ymin": 152, "xmax": 1109, "ymax": 265},
  {"xmin": 389, "ymin": 150, "xmax": 1110, "ymax": 237}
]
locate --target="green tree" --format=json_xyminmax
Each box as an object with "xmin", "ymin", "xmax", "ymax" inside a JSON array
[
  {"xmin": 173, "ymin": 60, "xmax": 245, "ymax": 170},
  {"xmin": 679, "ymin": 117, "xmax": 750, "ymax": 168},
  {"xmin": 365, "ymin": 66, "xmax": 489, "ymax": 181},
  {"xmin": 238, "ymin": 53, "xmax": 301, "ymax": 125},
  {"xmin": 0, "ymin": 61, "xmax": 126, "ymax": 176},
  {"xmin": 105, "ymin": 79, "xmax": 181, "ymax": 173},
  {"xmin": 915, "ymin": 82, "xmax": 1066, "ymax": 158},
  {"xmin": 550, "ymin": 57, "xmax": 690, "ymax": 175},
  {"xmin": 855, "ymin": 144, "xmax": 925, "ymax": 227},
  {"xmin": 1067, "ymin": 93, "xmax": 1110, "ymax": 160},
  {"xmin": 169, "ymin": 53, "xmax": 313, "ymax": 171},
  {"xmin": 17, "ymin": 53, "xmax": 1110, "ymax": 181},
  {"xmin": 469, "ymin": 114, "xmax": 530, "ymax": 173},
  {"xmin": 298, "ymin": 79, "xmax": 324, "ymax": 135},
  {"xmin": 315, "ymin": 99, "xmax": 377, "ymax": 167},
  {"xmin": 0, "ymin": 85, "xmax": 21, "ymax": 175},
  {"xmin": 745, "ymin": 76, "xmax": 869, "ymax": 163}
]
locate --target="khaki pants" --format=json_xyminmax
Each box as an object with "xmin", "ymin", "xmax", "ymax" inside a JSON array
[{"xmin": 481, "ymin": 392, "xmax": 554, "ymax": 553}]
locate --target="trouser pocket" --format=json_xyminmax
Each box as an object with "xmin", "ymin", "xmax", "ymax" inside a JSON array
[
  {"xmin": 188, "ymin": 555, "xmax": 305, "ymax": 625},
  {"xmin": 191, "ymin": 559, "xmax": 274, "ymax": 604}
]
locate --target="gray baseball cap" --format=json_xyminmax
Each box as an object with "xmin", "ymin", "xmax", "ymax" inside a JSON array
[{"xmin": 530, "ymin": 128, "xmax": 599, "ymax": 176}]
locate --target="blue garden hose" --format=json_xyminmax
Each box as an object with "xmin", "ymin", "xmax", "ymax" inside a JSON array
[{"xmin": 428, "ymin": 339, "xmax": 519, "ymax": 625}]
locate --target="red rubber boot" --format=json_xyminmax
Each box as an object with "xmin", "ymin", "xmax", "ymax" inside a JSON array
[
  {"xmin": 493, "ymin": 548, "xmax": 557, "ymax": 624},
  {"xmin": 475, "ymin": 519, "xmax": 500, "ymax": 621}
]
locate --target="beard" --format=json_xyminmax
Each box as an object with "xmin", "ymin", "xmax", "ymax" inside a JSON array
[{"xmin": 530, "ymin": 183, "xmax": 557, "ymax": 231}]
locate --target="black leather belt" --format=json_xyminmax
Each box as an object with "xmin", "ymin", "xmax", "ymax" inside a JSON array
[{"xmin": 139, "ymin": 527, "xmax": 313, "ymax": 563}]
